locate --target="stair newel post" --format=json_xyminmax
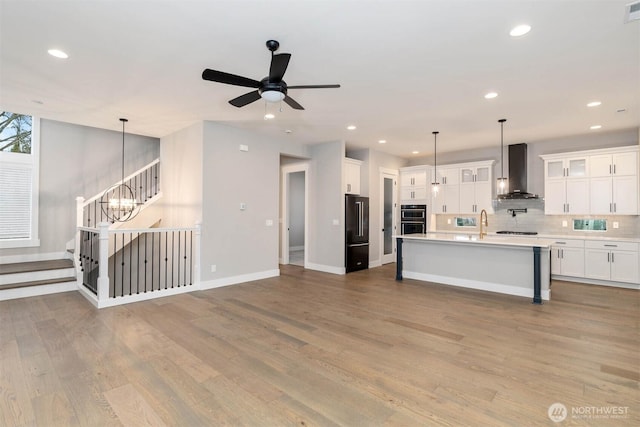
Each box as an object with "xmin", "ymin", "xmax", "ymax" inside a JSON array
[
  {"xmin": 97, "ymin": 222, "xmax": 110, "ymax": 304},
  {"xmin": 194, "ymin": 221, "xmax": 202, "ymax": 287},
  {"xmin": 75, "ymin": 196, "xmax": 85, "ymax": 275}
]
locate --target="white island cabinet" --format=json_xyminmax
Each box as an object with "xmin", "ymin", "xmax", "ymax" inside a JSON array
[
  {"xmin": 584, "ymin": 240, "xmax": 639, "ymax": 286},
  {"xmin": 395, "ymin": 234, "xmax": 551, "ymax": 302}
]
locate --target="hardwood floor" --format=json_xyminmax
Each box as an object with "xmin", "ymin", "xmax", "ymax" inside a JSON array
[{"xmin": 1, "ymin": 264, "xmax": 638, "ymax": 426}]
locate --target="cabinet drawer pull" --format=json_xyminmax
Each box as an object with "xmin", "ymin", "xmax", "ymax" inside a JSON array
[
  {"xmin": 555, "ymin": 241, "xmax": 566, "ymax": 244},
  {"xmin": 604, "ymin": 244, "xmax": 618, "ymax": 247}
]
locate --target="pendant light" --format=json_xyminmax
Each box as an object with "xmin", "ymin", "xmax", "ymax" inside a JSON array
[
  {"xmin": 496, "ymin": 119, "xmax": 508, "ymax": 195},
  {"xmin": 431, "ymin": 131, "xmax": 440, "ymax": 194},
  {"xmin": 100, "ymin": 118, "xmax": 139, "ymax": 222}
]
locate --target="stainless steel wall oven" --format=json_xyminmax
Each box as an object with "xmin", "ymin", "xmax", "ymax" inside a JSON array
[{"xmin": 400, "ymin": 204, "xmax": 426, "ymax": 234}]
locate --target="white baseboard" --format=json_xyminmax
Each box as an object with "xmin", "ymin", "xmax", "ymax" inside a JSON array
[
  {"xmin": 403, "ymin": 271, "xmax": 550, "ymax": 301},
  {"xmin": 0, "ymin": 251, "xmax": 69, "ymax": 264},
  {"xmin": 95, "ymin": 283, "xmax": 197, "ymax": 308},
  {"xmin": 0, "ymin": 280, "xmax": 78, "ymax": 301},
  {"xmin": 553, "ymin": 275, "xmax": 639, "ymax": 290},
  {"xmin": 200, "ymin": 269, "xmax": 280, "ymax": 290},
  {"xmin": 305, "ymin": 262, "xmax": 345, "ymax": 275}
]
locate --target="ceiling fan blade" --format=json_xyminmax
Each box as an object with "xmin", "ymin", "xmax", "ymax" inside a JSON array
[
  {"xmin": 283, "ymin": 95, "xmax": 304, "ymax": 110},
  {"xmin": 269, "ymin": 53, "xmax": 291, "ymax": 82},
  {"xmin": 229, "ymin": 90, "xmax": 261, "ymax": 107},
  {"xmin": 287, "ymin": 84, "xmax": 341, "ymax": 89},
  {"xmin": 202, "ymin": 69, "xmax": 261, "ymax": 88}
]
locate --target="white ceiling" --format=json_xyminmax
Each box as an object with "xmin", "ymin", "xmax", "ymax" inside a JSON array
[{"xmin": 1, "ymin": 0, "xmax": 638, "ymax": 158}]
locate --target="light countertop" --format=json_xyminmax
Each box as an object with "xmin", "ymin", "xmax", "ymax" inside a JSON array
[
  {"xmin": 415, "ymin": 230, "xmax": 640, "ymax": 244},
  {"xmin": 396, "ymin": 233, "xmax": 554, "ymax": 249}
]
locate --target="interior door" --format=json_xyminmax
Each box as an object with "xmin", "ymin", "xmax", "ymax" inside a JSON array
[{"xmin": 381, "ymin": 171, "xmax": 397, "ymax": 264}]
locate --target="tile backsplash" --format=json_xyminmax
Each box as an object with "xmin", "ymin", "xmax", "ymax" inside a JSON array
[{"xmin": 433, "ymin": 199, "xmax": 640, "ymax": 239}]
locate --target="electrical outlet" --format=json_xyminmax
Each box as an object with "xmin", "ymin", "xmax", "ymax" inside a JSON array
[
  {"xmin": 265, "ymin": 219, "xmax": 273, "ymax": 226},
  {"xmin": 447, "ymin": 219, "xmax": 451, "ymax": 225},
  {"xmin": 239, "ymin": 144, "xmax": 249, "ymax": 152},
  {"xmin": 332, "ymin": 219, "xmax": 340, "ymax": 226},
  {"xmin": 240, "ymin": 203, "xmax": 246, "ymax": 210},
  {"xmin": 211, "ymin": 264, "xmax": 216, "ymax": 272},
  {"xmin": 562, "ymin": 220, "xmax": 568, "ymax": 227},
  {"xmin": 613, "ymin": 221, "xmax": 619, "ymax": 229}
]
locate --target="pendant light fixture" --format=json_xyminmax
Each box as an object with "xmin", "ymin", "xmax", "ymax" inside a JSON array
[
  {"xmin": 496, "ymin": 119, "xmax": 508, "ymax": 195},
  {"xmin": 100, "ymin": 118, "xmax": 139, "ymax": 222},
  {"xmin": 431, "ymin": 131, "xmax": 440, "ymax": 194}
]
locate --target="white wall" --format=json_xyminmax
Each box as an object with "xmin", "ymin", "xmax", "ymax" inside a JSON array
[{"xmin": 0, "ymin": 119, "xmax": 159, "ymax": 258}]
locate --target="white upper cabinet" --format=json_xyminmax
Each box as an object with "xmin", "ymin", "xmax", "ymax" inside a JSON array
[
  {"xmin": 541, "ymin": 146, "xmax": 638, "ymax": 215},
  {"xmin": 344, "ymin": 158, "xmax": 362, "ymax": 195},
  {"xmin": 459, "ymin": 162, "xmax": 494, "ymax": 214},
  {"xmin": 432, "ymin": 166, "xmax": 460, "ymax": 214},
  {"xmin": 588, "ymin": 149, "xmax": 638, "ymax": 215},
  {"xmin": 399, "ymin": 166, "xmax": 429, "ymax": 203}
]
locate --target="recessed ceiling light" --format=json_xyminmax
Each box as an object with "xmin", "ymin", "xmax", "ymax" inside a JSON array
[
  {"xmin": 31, "ymin": 99, "xmax": 44, "ymax": 105},
  {"xmin": 378, "ymin": 139, "xmax": 387, "ymax": 144},
  {"xmin": 347, "ymin": 125, "xmax": 356, "ymax": 130},
  {"xmin": 285, "ymin": 129, "xmax": 292, "ymax": 134},
  {"xmin": 412, "ymin": 151, "xmax": 419, "ymax": 154},
  {"xmin": 616, "ymin": 108, "xmax": 627, "ymax": 113},
  {"xmin": 586, "ymin": 101, "xmax": 602, "ymax": 107},
  {"xmin": 590, "ymin": 125, "xmax": 602, "ymax": 130},
  {"xmin": 47, "ymin": 48, "xmax": 68, "ymax": 59},
  {"xmin": 484, "ymin": 92, "xmax": 498, "ymax": 99},
  {"xmin": 264, "ymin": 113, "xmax": 275, "ymax": 120},
  {"xmin": 510, "ymin": 24, "xmax": 531, "ymax": 37}
]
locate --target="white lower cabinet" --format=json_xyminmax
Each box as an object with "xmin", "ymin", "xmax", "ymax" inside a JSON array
[
  {"xmin": 550, "ymin": 239, "xmax": 584, "ymax": 277},
  {"xmin": 584, "ymin": 241, "xmax": 639, "ymax": 284}
]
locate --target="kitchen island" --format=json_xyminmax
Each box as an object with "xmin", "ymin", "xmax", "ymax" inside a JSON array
[{"xmin": 395, "ymin": 233, "xmax": 552, "ymax": 303}]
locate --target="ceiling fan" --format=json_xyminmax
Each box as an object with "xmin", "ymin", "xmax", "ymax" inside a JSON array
[{"xmin": 202, "ymin": 40, "xmax": 340, "ymax": 110}]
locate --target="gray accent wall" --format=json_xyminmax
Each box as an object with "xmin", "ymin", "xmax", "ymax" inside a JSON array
[
  {"xmin": 197, "ymin": 121, "xmax": 309, "ymax": 282},
  {"xmin": 0, "ymin": 119, "xmax": 159, "ymax": 257},
  {"xmin": 159, "ymin": 122, "xmax": 203, "ymax": 228},
  {"xmin": 308, "ymin": 140, "xmax": 345, "ymax": 270}
]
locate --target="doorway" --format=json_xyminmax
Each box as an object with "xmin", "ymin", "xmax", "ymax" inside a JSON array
[
  {"xmin": 281, "ymin": 163, "xmax": 309, "ymax": 267},
  {"xmin": 380, "ymin": 169, "xmax": 398, "ymax": 264}
]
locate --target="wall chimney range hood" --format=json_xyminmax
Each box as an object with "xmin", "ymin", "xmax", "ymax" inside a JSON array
[{"xmin": 498, "ymin": 143, "xmax": 539, "ymax": 199}]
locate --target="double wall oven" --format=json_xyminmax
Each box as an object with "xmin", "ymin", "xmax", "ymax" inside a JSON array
[{"xmin": 400, "ymin": 204, "xmax": 427, "ymax": 234}]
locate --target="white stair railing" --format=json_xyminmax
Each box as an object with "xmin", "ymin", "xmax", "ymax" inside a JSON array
[{"xmin": 78, "ymin": 222, "xmax": 201, "ymax": 308}]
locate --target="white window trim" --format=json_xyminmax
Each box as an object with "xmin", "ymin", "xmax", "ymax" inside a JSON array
[{"xmin": 0, "ymin": 117, "xmax": 40, "ymax": 248}]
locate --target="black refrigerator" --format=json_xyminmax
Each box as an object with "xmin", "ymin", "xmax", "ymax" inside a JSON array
[{"xmin": 345, "ymin": 195, "xmax": 369, "ymax": 273}]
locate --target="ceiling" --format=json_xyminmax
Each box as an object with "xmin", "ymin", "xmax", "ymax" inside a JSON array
[{"xmin": 1, "ymin": 0, "xmax": 638, "ymax": 158}]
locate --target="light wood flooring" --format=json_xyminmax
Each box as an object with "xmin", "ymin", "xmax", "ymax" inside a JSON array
[{"xmin": 1, "ymin": 264, "xmax": 638, "ymax": 426}]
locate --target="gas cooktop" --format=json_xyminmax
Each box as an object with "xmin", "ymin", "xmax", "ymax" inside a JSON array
[{"xmin": 496, "ymin": 230, "xmax": 538, "ymax": 235}]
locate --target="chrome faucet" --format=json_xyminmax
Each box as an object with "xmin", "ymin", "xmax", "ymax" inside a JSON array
[{"xmin": 479, "ymin": 209, "xmax": 488, "ymax": 239}]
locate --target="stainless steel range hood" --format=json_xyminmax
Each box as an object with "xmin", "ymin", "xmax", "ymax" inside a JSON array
[{"xmin": 498, "ymin": 143, "xmax": 539, "ymax": 199}]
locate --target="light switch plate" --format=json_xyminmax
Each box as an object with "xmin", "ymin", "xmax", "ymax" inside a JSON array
[
  {"xmin": 613, "ymin": 221, "xmax": 619, "ymax": 229},
  {"xmin": 240, "ymin": 203, "xmax": 246, "ymax": 210},
  {"xmin": 332, "ymin": 219, "xmax": 339, "ymax": 226},
  {"xmin": 239, "ymin": 144, "xmax": 249, "ymax": 152},
  {"xmin": 211, "ymin": 264, "xmax": 216, "ymax": 272},
  {"xmin": 562, "ymin": 220, "xmax": 568, "ymax": 227},
  {"xmin": 265, "ymin": 219, "xmax": 273, "ymax": 226}
]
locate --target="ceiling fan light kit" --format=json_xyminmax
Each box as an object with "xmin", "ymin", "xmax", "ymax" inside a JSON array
[{"xmin": 202, "ymin": 39, "xmax": 340, "ymax": 111}]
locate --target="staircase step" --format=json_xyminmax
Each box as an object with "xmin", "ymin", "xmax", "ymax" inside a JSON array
[
  {"xmin": 0, "ymin": 259, "xmax": 74, "ymax": 275},
  {"xmin": 0, "ymin": 259, "xmax": 76, "ymax": 286},
  {"xmin": 0, "ymin": 276, "xmax": 77, "ymax": 290}
]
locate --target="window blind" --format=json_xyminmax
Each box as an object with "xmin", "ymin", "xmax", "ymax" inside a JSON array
[{"xmin": 0, "ymin": 162, "xmax": 33, "ymax": 239}]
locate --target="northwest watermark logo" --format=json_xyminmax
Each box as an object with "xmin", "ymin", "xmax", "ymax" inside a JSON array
[
  {"xmin": 548, "ymin": 403, "xmax": 567, "ymax": 422},
  {"xmin": 548, "ymin": 402, "xmax": 630, "ymax": 422}
]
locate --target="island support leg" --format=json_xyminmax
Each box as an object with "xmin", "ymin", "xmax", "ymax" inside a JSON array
[
  {"xmin": 532, "ymin": 246, "xmax": 542, "ymax": 305},
  {"xmin": 396, "ymin": 237, "xmax": 403, "ymax": 281}
]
